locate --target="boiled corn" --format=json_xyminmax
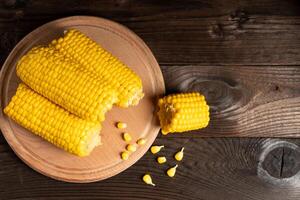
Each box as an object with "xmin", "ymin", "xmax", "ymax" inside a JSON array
[
  {"xmin": 137, "ymin": 138, "xmax": 146, "ymax": 146},
  {"xmin": 117, "ymin": 122, "xmax": 127, "ymax": 129},
  {"xmin": 142, "ymin": 174, "xmax": 155, "ymax": 186},
  {"xmin": 157, "ymin": 92, "xmax": 210, "ymax": 134},
  {"xmin": 121, "ymin": 151, "xmax": 129, "ymax": 160},
  {"xmin": 126, "ymin": 144, "xmax": 137, "ymax": 152},
  {"xmin": 16, "ymin": 46, "xmax": 118, "ymax": 122},
  {"xmin": 174, "ymin": 147, "xmax": 184, "ymax": 161},
  {"xmin": 51, "ymin": 29, "xmax": 144, "ymax": 107},
  {"xmin": 122, "ymin": 132, "xmax": 132, "ymax": 142},
  {"xmin": 4, "ymin": 84, "xmax": 101, "ymax": 157},
  {"xmin": 150, "ymin": 145, "xmax": 164, "ymax": 154},
  {"xmin": 167, "ymin": 165, "xmax": 178, "ymax": 177},
  {"xmin": 157, "ymin": 156, "xmax": 167, "ymax": 164}
]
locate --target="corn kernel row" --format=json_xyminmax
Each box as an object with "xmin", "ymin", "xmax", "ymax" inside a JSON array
[
  {"xmin": 17, "ymin": 47, "xmax": 118, "ymax": 122},
  {"xmin": 157, "ymin": 92, "xmax": 210, "ymax": 134},
  {"xmin": 4, "ymin": 84, "xmax": 101, "ymax": 157},
  {"xmin": 51, "ymin": 29, "xmax": 144, "ymax": 107}
]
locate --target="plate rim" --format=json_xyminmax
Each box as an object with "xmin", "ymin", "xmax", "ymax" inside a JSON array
[{"xmin": 0, "ymin": 16, "xmax": 165, "ymax": 183}]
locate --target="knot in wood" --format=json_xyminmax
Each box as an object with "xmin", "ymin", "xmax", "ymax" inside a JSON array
[
  {"xmin": 209, "ymin": 24, "xmax": 224, "ymax": 39},
  {"xmin": 258, "ymin": 140, "xmax": 300, "ymax": 186},
  {"xmin": 262, "ymin": 147, "xmax": 300, "ymax": 179},
  {"xmin": 230, "ymin": 9, "xmax": 249, "ymax": 29},
  {"xmin": 178, "ymin": 77, "xmax": 248, "ymax": 114},
  {"xmin": 190, "ymin": 80, "xmax": 233, "ymax": 107}
]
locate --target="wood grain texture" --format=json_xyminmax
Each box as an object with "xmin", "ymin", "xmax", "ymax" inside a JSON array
[
  {"xmin": 162, "ymin": 65, "xmax": 300, "ymax": 137},
  {"xmin": 1, "ymin": 0, "xmax": 300, "ymax": 199},
  {"xmin": 1, "ymin": 136, "xmax": 300, "ymax": 200},
  {"xmin": 1, "ymin": 0, "xmax": 300, "ymax": 65}
]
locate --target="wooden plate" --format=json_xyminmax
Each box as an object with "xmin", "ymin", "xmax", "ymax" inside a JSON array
[{"xmin": 0, "ymin": 16, "xmax": 165, "ymax": 183}]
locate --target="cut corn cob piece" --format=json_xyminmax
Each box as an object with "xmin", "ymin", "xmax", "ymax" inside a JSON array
[
  {"xmin": 157, "ymin": 92, "xmax": 210, "ymax": 135},
  {"xmin": 4, "ymin": 84, "xmax": 101, "ymax": 157},
  {"xmin": 51, "ymin": 29, "xmax": 144, "ymax": 107},
  {"xmin": 16, "ymin": 46, "xmax": 118, "ymax": 122}
]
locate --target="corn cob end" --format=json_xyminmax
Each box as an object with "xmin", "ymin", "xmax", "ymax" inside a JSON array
[
  {"xmin": 157, "ymin": 92, "xmax": 210, "ymax": 134},
  {"xmin": 4, "ymin": 84, "xmax": 102, "ymax": 157}
]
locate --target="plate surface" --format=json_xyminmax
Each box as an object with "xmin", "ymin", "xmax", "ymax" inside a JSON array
[{"xmin": 0, "ymin": 16, "xmax": 165, "ymax": 183}]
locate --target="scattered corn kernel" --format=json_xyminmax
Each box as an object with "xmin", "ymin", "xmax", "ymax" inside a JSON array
[
  {"xmin": 157, "ymin": 156, "xmax": 167, "ymax": 164},
  {"xmin": 137, "ymin": 138, "xmax": 146, "ymax": 145},
  {"xmin": 150, "ymin": 145, "xmax": 164, "ymax": 154},
  {"xmin": 167, "ymin": 164, "xmax": 178, "ymax": 177},
  {"xmin": 121, "ymin": 151, "xmax": 129, "ymax": 160},
  {"xmin": 117, "ymin": 122, "xmax": 127, "ymax": 129},
  {"xmin": 122, "ymin": 132, "xmax": 132, "ymax": 142},
  {"xmin": 126, "ymin": 144, "xmax": 137, "ymax": 152},
  {"xmin": 143, "ymin": 174, "xmax": 155, "ymax": 186},
  {"xmin": 174, "ymin": 147, "xmax": 185, "ymax": 161}
]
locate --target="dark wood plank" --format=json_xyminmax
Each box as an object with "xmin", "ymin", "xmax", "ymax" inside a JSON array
[
  {"xmin": 1, "ymin": 0, "xmax": 300, "ymax": 200},
  {"xmin": 3, "ymin": 0, "xmax": 300, "ymax": 21},
  {"xmin": 161, "ymin": 65, "xmax": 300, "ymax": 137},
  {"xmin": 1, "ymin": 0, "xmax": 300, "ymax": 65},
  {"xmin": 1, "ymin": 135, "xmax": 300, "ymax": 200}
]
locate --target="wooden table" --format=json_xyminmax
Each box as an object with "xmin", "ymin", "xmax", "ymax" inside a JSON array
[{"xmin": 1, "ymin": 0, "xmax": 300, "ymax": 199}]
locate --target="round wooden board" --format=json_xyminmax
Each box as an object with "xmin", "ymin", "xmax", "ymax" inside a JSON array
[{"xmin": 0, "ymin": 16, "xmax": 165, "ymax": 183}]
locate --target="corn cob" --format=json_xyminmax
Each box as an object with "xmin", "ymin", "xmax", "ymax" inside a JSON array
[
  {"xmin": 4, "ymin": 84, "xmax": 101, "ymax": 157},
  {"xmin": 51, "ymin": 29, "xmax": 144, "ymax": 107},
  {"xmin": 16, "ymin": 46, "xmax": 118, "ymax": 122},
  {"xmin": 157, "ymin": 92, "xmax": 210, "ymax": 135}
]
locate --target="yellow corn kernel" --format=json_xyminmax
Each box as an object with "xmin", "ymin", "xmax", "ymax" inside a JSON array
[
  {"xmin": 157, "ymin": 92, "xmax": 210, "ymax": 134},
  {"xmin": 117, "ymin": 122, "xmax": 127, "ymax": 129},
  {"xmin": 122, "ymin": 132, "xmax": 132, "ymax": 142},
  {"xmin": 51, "ymin": 29, "xmax": 144, "ymax": 107},
  {"xmin": 157, "ymin": 156, "xmax": 167, "ymax": 164},
  {"xmin": 4, "ymin": 84, "xmax": 101, "ymax": 157},
  {"xmin": 16, "ymin": 46, "xmax": 118, "ymax": 122},
  {"xmin": 150, "ymin": 145, "xmax": 164, "ymax": 154},
  {"xmin": 126, "ymin": 144, "xmax": 137, "ymax": 152},
  {"xmin": 174, "ymin": 147, "xmax": 184, "ymax": 161},
  {"xmin": 142, "ymin": 174, "xmax": 155, "ymax": 186},
  {"xmin": 137, "ymin": 138, "xmax": 146, "ymax": 145},
  {"xmin": 167, "ymin": 165, "xmax": 178, "ymax": 177},
  {"xmin": 121, "ymin": 151, "xmax": 129, "ymax": 160}
]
